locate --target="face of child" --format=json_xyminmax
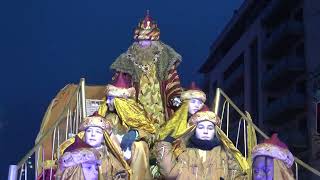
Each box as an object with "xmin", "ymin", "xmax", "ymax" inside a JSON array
[
  {"xmin": 253, "ymin": 156, "xmax": 274, "ymax": 180},
  {"xmin": 84, "ymin": 127, "xmax": 104, "ymax": 148},
  {"xmin": 82, "ymin": 161, "xmax": 99, "ymax": 180},
  {"xmin": 188, "ymin": 99, "xmax": 204, "ymax": 115},
  {"xmin": 195, "ymin": 120, "xmax": 215, "ymax": 141}
]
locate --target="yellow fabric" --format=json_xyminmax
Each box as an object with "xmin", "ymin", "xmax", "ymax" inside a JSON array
[
  {"xmin": 130, "ymin": 141, "xmax": 152, "ymax": 180},
  {"xmin": 273, "ymin": 159, "xmax": 295, "ymax": 180},
  {"xmin": 59, "ymin": 131, "xmax": 85, "ymax": 156},
  {"xmin": 114, "ymin": 98, "xmax": 156, "ymax": 134},
  {"xmin": 246, "ymin": 111, "xmax": 257, "ymax": 179},
  {"xmin": 138, "ymin": 64, "xmax": 165, "ymax": 127},
  {"xmin": 216, "ymin": 127, "xmax": 250, "ymax": 174},
  {"xmin": 103, "ymin": 131, "xmax": 132, "ymax": 178},
  {"xmin": 42, "ymin": 160, "xmax": 57, "ymax": 169},
  {"xmin": 158, "ymin": 102, "xmax": 189, "ymax": 140},
  {"xmin": 198, "ymin": 150, "xmax": 207, "ymax": 163},
  {"xmin": 97, "ymin": 146, "xmax": 128, "ymax": 180},
  {"xmin": 103, "ymin": 112, "xmax": 153, "ymax": 180},
  {"xmin": 105, "ymin": 112, "xmax": 128, "ymax": 136},
  {"xmin": 36, "ymin": 84, "xmax": 106, "ymax": 165},
  {"xmin": 58, "ymin": 131, "xmax": 131, "ymax": 179},
  {"xmin": 98, "ymin": 97, "xmax": 108, "ymax": 117},
  {"xmin": 156, "ymin": 141, "xmax": 246, "ymax": 180}
]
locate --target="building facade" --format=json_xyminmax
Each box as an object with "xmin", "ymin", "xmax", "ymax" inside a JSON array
[{"xmin": 199, "ymin": 0, "xmax": 320, "ymax": 178}]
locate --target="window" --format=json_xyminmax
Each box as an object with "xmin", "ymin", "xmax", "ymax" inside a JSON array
[{"xmin": 295, "ymin": 42, "xmax": 305, "ymax": 58}]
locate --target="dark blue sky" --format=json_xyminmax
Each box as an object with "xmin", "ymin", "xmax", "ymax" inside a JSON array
[{"xmin": 0, "ymin": 0, "xmax": 243, "ymax": 178}]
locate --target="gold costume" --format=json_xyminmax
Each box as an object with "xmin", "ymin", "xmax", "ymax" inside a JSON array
[
  {"xmin": 156, "ymin": 139, "xmax": 247, "ymax": 180},
  {"xmin": 111, "ymin": 13, "xmax": 183, "ymax": 125},
  {"xmin": 98, "ymin": 98, "xmax": 154, "ymax": 180}
]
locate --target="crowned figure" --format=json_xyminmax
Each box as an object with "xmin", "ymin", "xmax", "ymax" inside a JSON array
[
  {"xmin": 252, "ymin": 134, "xmax": 295, "ymax": 180},
  {"xmin": 155, "ymin": 108, "xmax": 248, "ymax": 180},
  {"xmin": 110, "ymin": 11, "xmax": 182, "ymax": 127}
]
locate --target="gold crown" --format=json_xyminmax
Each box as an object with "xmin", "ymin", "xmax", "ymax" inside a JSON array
[
  {"xmin": 252, "ymin": 143, "xmax": 294, "ymax": 168},
  {"xmin": 181, "ymin": 90, "xmax": 206, "ymax": 102},
  {"xmin": 79, "ymin": 116, "xmax": 111, "ymax": 132},
  {"xmin": 189, "ymin": 111, "xmax": 221, "ymax": 126},
  {"xmin": 133, "ymin": 11, "xmax": 160, "ymax": 41}
]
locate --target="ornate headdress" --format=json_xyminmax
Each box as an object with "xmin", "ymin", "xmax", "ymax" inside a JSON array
[
  {"xmin": 105, "ymin": 73, "xmax": 136, "ymax": 98},
  {"xmin": 133, "ymin": 11, "xmax": 160, "ymax": 41},
  {"xmin": 181, "ymin": 82, "xmax": 206, "ymax": 102},
  {"xmin": 59, "ymin": 136, "xmax": 101, "ymax": 170},
  {"xmin": 252, "ymin": 134, "xmax": 294, "ymax": 168},
  {"xmin": 59, "ymin": 148, "xmax": 100, "ymax": 169},
  {"xmin": 79, "ymin": 113, "xmax": 111, "ymax": 132},
  {"xmin": 189, "ymin": 106, "xmax": 221, "ymax": 126}
]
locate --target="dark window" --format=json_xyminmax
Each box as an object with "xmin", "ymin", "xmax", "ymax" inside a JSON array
[
  {"xmin": 295, "ymin": 42, "xmax": 305, "ymax": 58},
  {"xmin": 267, "ymin": 97, "xmax": 277, "ymax": 105},
  {"xmin": 266, "ymin": 64, "xmax": 274, "ymax": 71},
  {"xmin": 294, "ymin": 8, "xmax": 303, "ymax": 22},
  {"xmin": 298, "ymin": 118, "xmax": 307, "ymax": 132},
  {"xmin": 296, "ymin": 81, "xmax": 306, "ymax": 93}
]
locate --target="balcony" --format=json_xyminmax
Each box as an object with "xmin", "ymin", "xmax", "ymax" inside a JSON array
[
  {"xmin": 223, "ymin": 64, "xmax": 244, "ymax": 96},
  {"xmin": 263, "ymin": 56, "xmax": 305, "ymax": 90},
  {"xmin": 263, "ymin": 20, "xmax": 303, "ymax": 58},
  {"xmin": 264, "ymin": 92, "xmax": 305, "ymax": 123}
]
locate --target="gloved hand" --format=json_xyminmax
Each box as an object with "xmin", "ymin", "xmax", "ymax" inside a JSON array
[{"xmin": 120, "ymin": 130, "xmax": 138, "ymax": 152}]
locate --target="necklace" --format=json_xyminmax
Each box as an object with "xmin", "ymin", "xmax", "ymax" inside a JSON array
[{"xmin": 126, "ymin": 43, "xmax": 163, "ymax": 74}]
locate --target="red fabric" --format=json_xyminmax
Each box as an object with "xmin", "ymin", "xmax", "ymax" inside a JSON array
[
  {"xmin": 142, "ymin": 10, "xmax": 153, "ymax": 28},
  {"xmin": 90, "ymin": 111, "xmax": 104, "ymax": 118},
  {"xmin": 165, "ymin": 69, "xmax": 182, "ymax": 102},
  {"xmin": 264, "ymin": 133, "xmax": 288, "ymax": 149},
  {"xmin": 112, "ymin": 72, "xmax": 131, "ymax": 88},
  {"xmin": 37, "ymin": 169, "xmax": 56, "ymax": 180},
  {"xmin": 198, "ymin": 105, "xmax": 209, "ymax": 112},
  {"xmin": 64, "ymin": 136, "xmax": 92, "ymax": 153},
  {"xmin": 188, "ymin": 81, "xmax": 202, "ymax": 91}
]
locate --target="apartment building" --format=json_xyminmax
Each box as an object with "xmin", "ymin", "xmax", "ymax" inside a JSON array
[{"xmin": 199, "ymin": 0, "xmax": 320, "ymax": 178}]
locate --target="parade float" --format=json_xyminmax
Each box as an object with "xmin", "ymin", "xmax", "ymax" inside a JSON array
[{"xmin": 8, "ymin": 12, "xmax": 320, "ymax": 180}]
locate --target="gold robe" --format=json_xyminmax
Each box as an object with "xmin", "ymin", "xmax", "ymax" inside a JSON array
[
  {"xmin": 156, "ymin": 141, "xmax": 247, "ymax": 180},
  {"xmin": 111, "ymin": 41, "xmax": 183, "ymax": 125}
]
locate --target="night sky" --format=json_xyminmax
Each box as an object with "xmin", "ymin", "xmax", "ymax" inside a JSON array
[{"xmin": 0, "ymin": 0, "xmax": 243, "ymax": 178}]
